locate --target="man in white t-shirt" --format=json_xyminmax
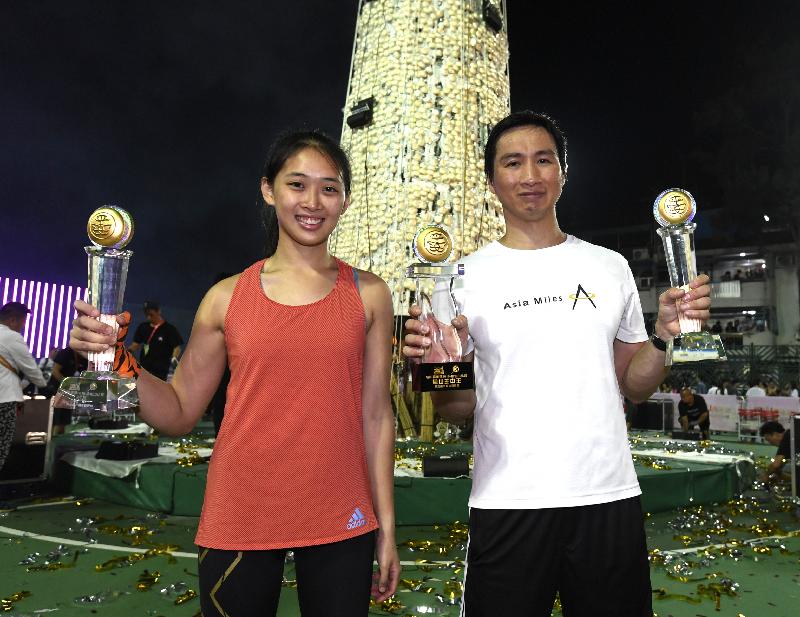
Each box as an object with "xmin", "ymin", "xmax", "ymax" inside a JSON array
[
  {"xmin": 745, "ymin": 380, "xmax": 766, "ymax": 398},
  {"xmin": 1, "ymin": 302, "xmax": 47, "ymax": 473},
  {"xmin": 403, "ymin": 111, "xmax": 712, "ymax": 616}
]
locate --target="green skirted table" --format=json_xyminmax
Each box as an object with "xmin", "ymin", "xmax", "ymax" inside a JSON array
[
  {"xmin": 635, "ymin": 461, "xmax": 739, "ymax": 513},
  {"xmin": 55, "ymin": 453, "xmax": 747, "ymax": 524}
]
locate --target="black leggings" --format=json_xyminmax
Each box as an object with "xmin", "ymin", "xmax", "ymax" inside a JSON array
[{"xmin": 198, "ymin": 531, "xmax": 375, "ymax": 617}]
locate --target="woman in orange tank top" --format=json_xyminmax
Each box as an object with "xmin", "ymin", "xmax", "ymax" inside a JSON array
[{"xmin": 69, "ymin": 131, "xmax": 400, "ymax": 616}]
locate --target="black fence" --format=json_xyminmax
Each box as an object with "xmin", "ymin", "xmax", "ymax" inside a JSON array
[{"xmin": 666, "ymin": 344, "xmax": 800, "ymax": 394}]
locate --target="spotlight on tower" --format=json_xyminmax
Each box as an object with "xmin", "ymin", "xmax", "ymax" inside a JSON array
[
  {"xmin": 483, "ymin": 1, "xmax": 503, "ymax": 33},
  {"xmin": 346, "ymin": 97, "xmax": 375, "ymax": 129}
]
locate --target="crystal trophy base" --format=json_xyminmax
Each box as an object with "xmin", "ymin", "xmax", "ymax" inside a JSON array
[
  {"xmin": 57, "ymin": 371, "xmax": 138, "ymax": 417},
  {"xmin": 667, "ymin": 332, "xmax": 727, "ymax": 365}
]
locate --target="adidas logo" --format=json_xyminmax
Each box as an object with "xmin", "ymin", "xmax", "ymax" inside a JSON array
[{"xmin": 346, "ymin": 507, "xmax": 366, "ymax": 530}]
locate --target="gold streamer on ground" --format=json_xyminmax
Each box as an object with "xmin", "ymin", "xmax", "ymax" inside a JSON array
[
  {"xmin": 174, "ymin": 589, "xmax": 198, "ymax": 605},
  {"xmin": 398, "ymin": 578, "xmax": 435, "ymax": 593},
  {"xmin": 1, "ymin": 590, "xmax": 31, "ymax": 612},
  {"xmin": 136, "ymin": 569, "xmax": 161, "ymax": 591},
  {"xmin": 400, "ymin": 522, "xmax": 469, "ymax": 563},
  {"xmin": 439, "ymin": 579, "xmax": 463, "ymax": 603},
  {"xmin": 95, "ymin": 546, "xmax": 179, "ymax": 571},
  {"xmin": 97, "ymin": 523, "xmax": 155, "ymax": 545},
  {"xmin": 632, "ymin": 455, "xmax": 672, "ymax": 470},
  {"xmin": 176, "ymin": 451, "xmax": 206, "ymax": 467},
  {"xmin": 369, "ymin": 596, "xmax": 404, "ymax": 613}
]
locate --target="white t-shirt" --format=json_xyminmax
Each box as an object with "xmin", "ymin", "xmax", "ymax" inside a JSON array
[
  {"xmin": 746, "ymin": 386, "xmax": 766, "ymax": 398},
  {"xmin": 0, "ymin": 323, "xmax": 47, "ymax": 403},
  {"xmin": 451, "ymin": 236, "xmax": 648, "ymax": 509}
]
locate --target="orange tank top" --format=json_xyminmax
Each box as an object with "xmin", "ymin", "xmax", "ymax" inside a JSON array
[{"xmin": 195, "ymin": 258, "xmax": 377, "ymax": 549}]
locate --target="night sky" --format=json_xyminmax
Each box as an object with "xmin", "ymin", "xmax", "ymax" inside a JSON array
[{"xmin": 2, "ymin": 1, "xmax": 797, "ymax": 332}]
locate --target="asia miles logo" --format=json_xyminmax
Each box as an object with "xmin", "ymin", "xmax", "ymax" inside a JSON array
[
  {"xmin": 502, "ymin": 284, "xmax": 598, "ymax": 311},
  {"xmin": 568, "ymin": 284, "xmax": 597, "ymax": 310}
]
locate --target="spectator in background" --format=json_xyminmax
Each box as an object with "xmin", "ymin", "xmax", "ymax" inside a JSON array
[
  {"xmin": 678, "ymin": 387, "xmax": 710, "ymax": 439},
  {"xmin": 721, "ymin": 271, "xmax": 732, "ymax": 281},
  {"xmin": 789, "ymin": 382, "xmax": 799, "ymax": 398},
  {"xmin": 746, "ymin": 379, "xmax": 766, "ymax": 398},
  {"xmin": 734, "ymin": 269, "xmax": 743, "ymax": 280},
  {"xmin": 766, "ymin": 381, "xmax": 780, "ymax": 397},
  {"xmin": 738, "ymin": 316, "xmax": 756, "ymax": 332},
  {"xmin": 38, "ymin": 346, "xmax": 57, "ymax": 385},
  {"xmin": 724, "ymin": 321, "xmax": 736, "ymax": 333},
  {"xmin": 0, "ymin": 303, "xmax": 47, "ymax": 472},
  {"xmin": 51, "ymin": 347, "xmax": 88, "ymax": 382},
  {"xmin": 711, "ymin": 320, "xmax": 723, "ymax": 334},
  {"xmin": 707, "ymin": 382, "xmax": 720, "ymax": 395},
  {"xmin": 759, "ymin": 421, "xmax": 791, "ymax": 483},
  {"xmin": 128, "ymin": 301, "xmax": 183, "ymax": 381},
  {"xmin": 51, "ymin": 346, "xmax": 89, "ymax": 433},
  {"xmin": 23, "ymin": 345, "xmax": 58, "ymax": 396},
  {"xmin": 694, "ymin": 375, "xmax": 708, "ymax": 394}
]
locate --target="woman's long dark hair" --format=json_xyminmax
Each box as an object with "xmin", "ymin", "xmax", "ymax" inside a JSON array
[{"xmin": 260, "ymin": 130, "xmax": 352, "ymax": 258}]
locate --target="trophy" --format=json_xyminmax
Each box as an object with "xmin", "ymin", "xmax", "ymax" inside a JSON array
[
  {"xmin": 654, "ymin": 189, "xmax": 726, "ymax": 365},
  {"xmin": 57, "ymin": 206, "xmax": 138, "ymax": 416},
  {"xmin": 406, "ymin": 224, "xmax": 474, "ymax": 391}
]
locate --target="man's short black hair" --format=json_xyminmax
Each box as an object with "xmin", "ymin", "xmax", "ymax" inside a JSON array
[
  {"xmin": 143, "ymin": 300, "xmax": 160, "ymax": 311},
  {"xmin": 759, "ymin": 421, "xmax": 785, "ymax": 437},
  {"xmin": 0, "ymin": 301, "xmax": 31, "ymax": 320},
  {"xmin": 484, "ymin": 111, "xmax": 568, "ymax": 181}
]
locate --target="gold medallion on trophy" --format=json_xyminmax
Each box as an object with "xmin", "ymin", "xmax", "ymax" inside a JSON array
[
  {"xmin": 87, "ymin": 206, "xmax": 135, "ymax": 249},
  {"xmin": 653, "ymin": 189, "xmax": 695, "ymax": 227},
  {"xmin": 413, "ymin": 225, "xmax": 454, "ymax": 264}
]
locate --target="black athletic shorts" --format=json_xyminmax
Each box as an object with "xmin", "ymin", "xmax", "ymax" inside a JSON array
[
  {"xmin": 198, "ymin": 531, "xmax": 375, "ymax": 617},
  {"xmin": 462, "ymin": 496, "xmax": 652, "ymax": 617}
]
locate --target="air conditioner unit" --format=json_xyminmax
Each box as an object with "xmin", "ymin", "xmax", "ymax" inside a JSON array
[
  {"xmin": 637, "ymin": 276, "xmax": 653, "ymax": 289},
  {"xmin": 631, "ymin": 247, "xmax": 650, "ymax": 261}
]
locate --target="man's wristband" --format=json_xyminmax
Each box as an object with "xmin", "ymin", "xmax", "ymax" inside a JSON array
[{"xmin": 650, "ymin": 332, "xmax": 668, "ymax": 352}]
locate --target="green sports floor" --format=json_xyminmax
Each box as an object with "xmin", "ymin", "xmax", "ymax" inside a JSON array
[{"xmin": 1, "ymin": 433, "xmax": 798, "ymax": 617}]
